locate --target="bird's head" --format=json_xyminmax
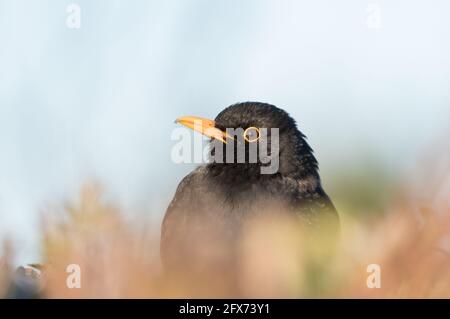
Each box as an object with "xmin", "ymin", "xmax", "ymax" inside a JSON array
[{"xmin": 175, "ymin": 102, "xmax": 319, "ymax": 180}]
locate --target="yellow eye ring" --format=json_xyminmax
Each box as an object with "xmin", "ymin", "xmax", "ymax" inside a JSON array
[{"xmin": 243, "ymin": 126, "xmax": 261, "ymax": 143}]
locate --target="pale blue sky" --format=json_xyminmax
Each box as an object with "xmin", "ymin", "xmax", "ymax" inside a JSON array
[{"xmin": 1, "ymin": 0, "xmax": 450, "ymax": 263}]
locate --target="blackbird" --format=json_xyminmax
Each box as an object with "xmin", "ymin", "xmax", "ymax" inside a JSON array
[{"xmin": 161, "ymin": 102, "xmax": 339, "ymax": 287}]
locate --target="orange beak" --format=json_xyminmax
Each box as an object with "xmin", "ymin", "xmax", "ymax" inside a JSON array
[{"xmin": 175, "ymin": 116, "xmax": 231, "ymax": 144}]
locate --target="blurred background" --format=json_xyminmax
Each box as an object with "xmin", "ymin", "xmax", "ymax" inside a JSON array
[{"xmin": 0, "ymin": 0, "xmax": 450, "ymax": 266}]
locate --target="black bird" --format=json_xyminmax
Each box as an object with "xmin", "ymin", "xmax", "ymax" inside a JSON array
[{"xmin": 161, "ymin": 102, "xmax": 339, "ymax": 288}]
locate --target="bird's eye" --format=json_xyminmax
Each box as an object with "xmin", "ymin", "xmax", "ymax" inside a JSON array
[{"xmin": 243, "ymin": 126, "xmax": 260, "ymax": 143}]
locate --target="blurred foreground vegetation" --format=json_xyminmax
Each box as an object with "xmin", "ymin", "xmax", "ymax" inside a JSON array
[{"xmin": 1, "ymin": 152, "xmax": 449, "ymax": 298}]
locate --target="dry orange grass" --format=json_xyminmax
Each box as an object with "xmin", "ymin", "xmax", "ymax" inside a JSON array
[{"xmin": 1, "ymin": 155, "xmax": 450, "ymax": 298}]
